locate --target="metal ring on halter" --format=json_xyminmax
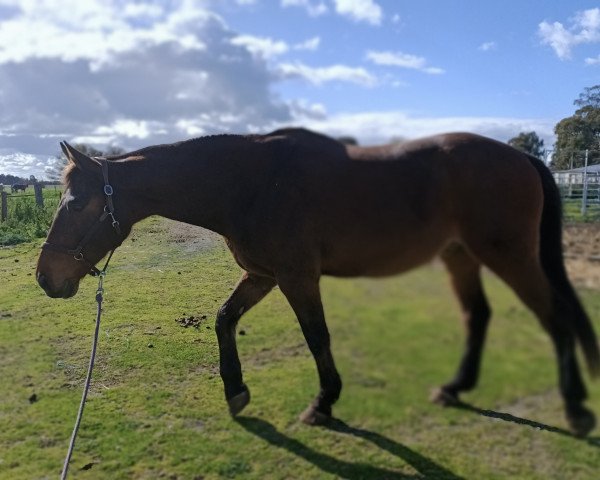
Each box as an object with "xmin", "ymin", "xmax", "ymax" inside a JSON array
[
  {"xmin": 74, "ymin": 252, "xmax": 84, "ymax": 261},
  {"xmin": 103, "ymin": 184, "xmax": 114, "ymax": 196}
]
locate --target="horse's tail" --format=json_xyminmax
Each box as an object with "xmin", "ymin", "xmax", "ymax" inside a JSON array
[{"xmin": 528, "ymin": 154, "xmax": 600, "ymax": 377}]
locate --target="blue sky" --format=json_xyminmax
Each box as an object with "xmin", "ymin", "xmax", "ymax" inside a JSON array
[{"xmin": 0, "ymin": 0, "xmax": 599, "ymax": 178}]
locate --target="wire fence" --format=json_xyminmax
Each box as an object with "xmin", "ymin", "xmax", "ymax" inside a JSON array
[
  {"xmin": 548, "ymin": 149, "xmax": 600, "ymax": 221},
  {"xmin": 0, "ymin": 184, "xmax": 61, "ymax": 222},
  {"xmin": 0, "ymin": 184, "xmax": 62, "ymax": 246}
]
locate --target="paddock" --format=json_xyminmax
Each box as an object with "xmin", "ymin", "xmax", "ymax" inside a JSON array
[{"xmin": 2, "ymin": 216, "xmax": 599, "ymax": 479}]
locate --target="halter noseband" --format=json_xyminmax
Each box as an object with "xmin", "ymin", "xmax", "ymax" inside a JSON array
[{"xmin": 42, "ymin": 158, "xmax": 122, "ymax": 277}]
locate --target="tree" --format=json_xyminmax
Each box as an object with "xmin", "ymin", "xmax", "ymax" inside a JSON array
[
  {"xmin": 46, "ymin": 144, "xmax": 125, "ymax": 181},
  {"xmin": 552, "ymin": 85, "xmax": 600, "ymax": 170},
  {"xmin": 0, "ymin": 173, "xmax": 27, "ymax": 185},
  {"xmin": 508, "ymin": 131, "xmax": 545, "ymax": 158}
]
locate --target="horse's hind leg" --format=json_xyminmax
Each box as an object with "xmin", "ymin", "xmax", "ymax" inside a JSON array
[
  {"xmin": 215, "ymin": 272, "xmax": 276, "ymax": 416},
  {"xmin": 478, "ymin": 253, "xmax": 594, "ymax": 436},
  {"xmin": 432, "ymin": 243, "xmax": 491, "ymax": 406}
]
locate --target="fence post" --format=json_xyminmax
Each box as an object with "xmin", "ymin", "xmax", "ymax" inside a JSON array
[
  {"xmin": 1, "ymin": 191, "xmax": 7, "ymax": 221},
  {"xmin": 34, "ymin": 183, "xmax": 44, "ymax": 207},
  {"xmin": 582, "ymin": 149, "xmax": 589, "ymax": 216}
]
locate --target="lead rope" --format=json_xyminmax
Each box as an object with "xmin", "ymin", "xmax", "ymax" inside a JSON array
[{"xmin": 60, "ymin": 250, "xmax": 115, "ymax": 480}]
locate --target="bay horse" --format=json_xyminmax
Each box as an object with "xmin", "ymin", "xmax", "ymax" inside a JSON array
[{"xmin": 36, "ymin": 128, "xmax": 600, "ymax": 436}]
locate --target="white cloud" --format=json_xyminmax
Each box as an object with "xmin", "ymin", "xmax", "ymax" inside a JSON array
[
  {"xmin": 366, "ymin": 50, "xmax": 444, "ymax": 75},
  {"xmin": 281, "ymin": 0, "xmax": 328, "ymax": 17},
  {"xmin": 288, "ymin": 99, "xmax": 328, "ymax": 120},
  {"xmin": 539, "ymin": 8, "xmax": 600, "ymax": 60},
  {"xmin": 291, "ymin": 110, "xmax": 556, "ymax": 147},
  {"xmin": 230, "ymin": 34, "xmax": 320, "ymax": 59},
  {"xmin": 0, "ymin": 152, "xmax": 54, "ymax": 179},
  {"xmin": 0, "ymin": 0, "xmax": 292, "ymax": 178},
  {"xmin": 294, "ymin": 36, "xmax": 321, "ymax": 51},
  {"xmin": 585, "ymin": 55, "xmax": 600, "ymax": 65},
  {"xmin": 231, "ymin": 34, "xmax": 289, "ymax": 59},
  {"xmin": 478, "ymin": 41, "xmax": 497, "ymax": 52},
  {"xmin": 333, "ymin": 0, "xmax": 383, "ymax": 26},
  {"xmin": 122, "ymin": 3, "xmax": 164, "ymax": 19},
  {"xmin": 276, "ymin": 62, "xmax": 377, "ymax": 86},
  {"xmin": 93, "ymin": 119, "xmax": 154, "ymax": 140},
  {"xmin": 0, "ymin": 0, "xmax": 209, "ymax": 68}
]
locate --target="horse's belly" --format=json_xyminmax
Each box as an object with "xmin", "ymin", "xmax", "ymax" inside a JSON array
[{"xmin": 320, "ymin": 232, "xmax": 451, "ymax": 278}]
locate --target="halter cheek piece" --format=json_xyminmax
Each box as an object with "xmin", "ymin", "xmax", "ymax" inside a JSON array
[{"xmin": 42, "ymin": 158, "xmax": 122, "ymax": 277}]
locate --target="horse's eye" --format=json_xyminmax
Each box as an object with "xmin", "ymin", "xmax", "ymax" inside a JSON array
[{"xmin": 69, "ymin": 201, "xmax": 85, "ymax": 212}]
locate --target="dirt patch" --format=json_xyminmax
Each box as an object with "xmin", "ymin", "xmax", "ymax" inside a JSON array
[
  {"xmin": 165, "ymin": 219, "xmax": 223, "ymax": 253},
  {"xmin": 563, "ymin": 223, "xmax": 600, "ymax": 290}
]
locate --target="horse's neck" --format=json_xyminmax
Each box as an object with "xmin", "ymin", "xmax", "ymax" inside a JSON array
[{"xmin": 116, "ymin": 139, "xmax": 252, "ymax": 236}]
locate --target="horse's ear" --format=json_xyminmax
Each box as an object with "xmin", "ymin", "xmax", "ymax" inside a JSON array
[{"xmin": 61, "ymin": 141, "xmax": 101, "ymax": 174}]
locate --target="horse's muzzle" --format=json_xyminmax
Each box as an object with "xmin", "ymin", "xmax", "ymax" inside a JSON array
[{"xmin": 37, "ymin": 274, "xmax": 79, "ymax": 299}]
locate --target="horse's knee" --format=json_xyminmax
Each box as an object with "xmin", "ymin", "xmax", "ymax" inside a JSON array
[{"xmin": 215, "ymin": 303, "xmax": 238, "ymax": 336}]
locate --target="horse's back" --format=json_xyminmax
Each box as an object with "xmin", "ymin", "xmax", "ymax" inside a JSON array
[{"xmin": 273, "ymin": 132, "xmax": 544, "ymax": 277}]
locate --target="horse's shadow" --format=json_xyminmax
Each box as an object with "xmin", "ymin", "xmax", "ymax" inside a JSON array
[
  {"xmin": 452, "ymin": 401, "xmax": 600, "ymax": 448},
  {"xmin": 235, "ymin": 416, "xmax": 465, "ymax": 480}
]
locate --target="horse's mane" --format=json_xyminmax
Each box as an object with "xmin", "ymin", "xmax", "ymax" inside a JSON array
[
  {"xmin": 60, "ymin": 130, "xmax": 329, "ymax": 187},
  {"xmin": 62, "ymin": 162, "xmax": 78, "ymax": 188}
]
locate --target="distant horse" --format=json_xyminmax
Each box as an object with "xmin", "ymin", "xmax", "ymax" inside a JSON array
[
  {"xmin": 11, "ymin": 183, "xmax": 27, "ymax": 193},
  {"xmin": 36, "ymin": 128, "xmax": 600, "ymax": 436}
]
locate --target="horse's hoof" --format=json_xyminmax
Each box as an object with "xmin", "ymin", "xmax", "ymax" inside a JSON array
[
  {"xmin": 430, "ymin": 387, "xmax": 460, "ymax": 407},
  {"xmin": 566, "ymin": 405, "xmax": 596, "ymax": 437},
  {"xmin": 227, "ymin": 388, "xmax": 250, "ymax": 417},
  {"xmin": 299, "ymin": 406, "xmax": 331, "ymax": 426}
]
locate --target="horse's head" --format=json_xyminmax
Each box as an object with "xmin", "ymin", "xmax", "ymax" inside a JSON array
[{"xmin": 36, "ymin": 142, "xmax": 129, "ymax": 298}]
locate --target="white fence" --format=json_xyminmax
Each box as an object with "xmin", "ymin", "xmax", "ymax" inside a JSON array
[{"xmin": 550, "ymin": 150, "xmax": 600, "ymax": 216}]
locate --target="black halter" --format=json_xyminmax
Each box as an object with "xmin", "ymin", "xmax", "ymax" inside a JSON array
[{"xmin": 42, "ymin": 159, "xmax": 122, "ymax": 277}]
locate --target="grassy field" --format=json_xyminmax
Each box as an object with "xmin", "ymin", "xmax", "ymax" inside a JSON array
[
  {"xmin": 0, "ymin": 186, "xmax": 61, "ymax": 246},
  {"xmin": 562, "ymin": 198, "xmax": 600, "ymax": 222},
  {"xmin": 1, "ymin": 217, "xmax": 600, "ymax": 479}
]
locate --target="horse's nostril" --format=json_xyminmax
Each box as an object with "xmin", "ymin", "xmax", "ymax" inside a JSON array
[{"xmin": 37, "ymin": 274, "xmax": 50, "ymax": 291}]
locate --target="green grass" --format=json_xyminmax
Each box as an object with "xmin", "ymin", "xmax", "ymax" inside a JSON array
[
  {"xmin": 0, "ymin": 186, "xmax": 61, "ymax": 246},
  {"xmin": 562, "ymin": 198, "xmax": 600, "ymax": 222},
  {"xmin": 1, "ymin": 217, "xmax": 600, "ymax": 479}
]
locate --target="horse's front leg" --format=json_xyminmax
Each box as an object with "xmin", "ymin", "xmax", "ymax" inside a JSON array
[
  {"xmin": 277, "ymin": 273, "xmax": 342, "ymax": 425},
  {"xmin": 215, "ymin": 272, "xmax": 276, "ymax": 416}
]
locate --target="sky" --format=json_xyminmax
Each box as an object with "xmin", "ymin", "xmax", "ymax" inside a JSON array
[{"xmin": 0, "ymin": 0, "xmax": 599, "ymax": 179}]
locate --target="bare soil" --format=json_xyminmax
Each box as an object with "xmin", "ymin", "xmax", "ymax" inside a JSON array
[
  {"xmin": 563, "ymin": 223, "xmax": 600, "ymax": 290},
  {"xmin": 165, "ymin": 218, "xmax": 223, "ymax": 252}
]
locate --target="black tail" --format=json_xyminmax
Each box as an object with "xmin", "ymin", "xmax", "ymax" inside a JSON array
[{"xmin": 528, "ymin": 155, "xmax": 600, "ymax": 377}]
